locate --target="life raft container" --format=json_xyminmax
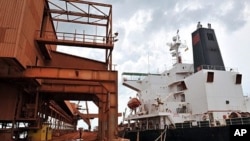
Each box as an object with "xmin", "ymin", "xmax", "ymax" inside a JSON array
[{"xmin": 127, "ymin": 98, "xmax": 141, "ymax": 109}]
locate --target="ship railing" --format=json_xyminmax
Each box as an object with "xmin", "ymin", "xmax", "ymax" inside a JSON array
[
  {"xmin": 199, "ymin": 65, "xmax": 238, "ymax": 72},
  {"xmin": 175, "ymin": 120, "xmax": 212, "ymax": 128},
  {"xmin": 175, "ymin": 117, "xmax": 250, "ymax": 129},
  {"xmin": 226, "ymin": 117, "xmax": 250, "ymax": 125},
  {"xmin": 122, "ymin": 72, "xmax": 161, "ymax": 81}
]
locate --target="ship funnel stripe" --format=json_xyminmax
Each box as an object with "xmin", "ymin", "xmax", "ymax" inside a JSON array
[{"xmin": 192, "ymin": 33, "xmax": 200, "ymax": 45}]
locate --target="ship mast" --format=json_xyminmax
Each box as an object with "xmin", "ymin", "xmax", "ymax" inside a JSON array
[{"xmin": 167, "ymin": 30, "xmax": 187, "ymax": 64}]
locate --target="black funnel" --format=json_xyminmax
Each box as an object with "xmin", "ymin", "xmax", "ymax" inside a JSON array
[{"xmin": 192, "ymin": 23, "xmax": 225, "ymax": 72}]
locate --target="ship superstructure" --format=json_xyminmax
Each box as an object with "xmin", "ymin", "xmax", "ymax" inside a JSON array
[{"xmin": 121, "ymin": 23, "xmax": 250, "ymax": 135}]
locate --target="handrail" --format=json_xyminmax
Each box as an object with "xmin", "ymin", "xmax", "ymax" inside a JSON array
[
  {"xmin": 35, "ymin": 30, "xmax": 116, "ymax": 45},
  {"xmin": 199, "ymin": 65, "xmax": 238, "ymax": 72},
  {"xmin": 175, "ymin": 117, "xmax": 250, "ymax": 129}
]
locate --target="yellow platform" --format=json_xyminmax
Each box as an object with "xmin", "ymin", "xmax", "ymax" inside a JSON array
[{"xmin": 28, "ymin": 125, "xmax": 52, "ymax": 141}]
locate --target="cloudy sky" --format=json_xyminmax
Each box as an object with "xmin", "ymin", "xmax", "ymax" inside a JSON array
[{"xmin": 57, "ymin": 0, "xmax": 250, "ymax": 129}]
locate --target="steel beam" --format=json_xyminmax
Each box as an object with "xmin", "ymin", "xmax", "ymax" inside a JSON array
[
  {"xmin": 64, "ymin": 0, "xmax": 112, "ymax": 7},
  {"xmin": 35, "ymin": 38, "xmax": 114, "ymax": 49},
  {"xmin": 0, "ymin": 66, "xmax": 118, "ymax": 140},
  {"xmin": 0, "ymin": 66, "xmax": 117, "ymax": 82},
  {"xmin": 39, "ymin": 84, "xmax": 107, "ymax": 94}
]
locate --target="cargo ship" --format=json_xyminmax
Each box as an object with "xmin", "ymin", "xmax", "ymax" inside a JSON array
[{"xmin": 119, "ymin": 23, "xmax": 250, "ymax": 141}]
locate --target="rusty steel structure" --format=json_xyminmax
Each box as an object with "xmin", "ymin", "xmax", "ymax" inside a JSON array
[{"xmin": 0, "ymin": 0, "xmax": 118, "ymax": 140}]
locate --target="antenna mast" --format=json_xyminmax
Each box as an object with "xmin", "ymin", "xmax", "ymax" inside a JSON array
[{"xmin": 167, "ymin": 30, "xmax": 187, "ymax": 64}]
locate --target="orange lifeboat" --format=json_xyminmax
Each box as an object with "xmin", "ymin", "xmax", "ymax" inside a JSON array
[{"xmin": 127, "ymin": 98, "xmax": 141, "ymax": 109}]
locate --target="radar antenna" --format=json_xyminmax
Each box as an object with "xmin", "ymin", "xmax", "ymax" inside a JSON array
[{"xmin": 167, "ymin": 30, "xmax": 188, "ymax": 64}]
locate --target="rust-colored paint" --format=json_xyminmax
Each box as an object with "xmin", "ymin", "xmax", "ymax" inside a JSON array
[
  {"xmin": 47, "ymin": 51, "xmax": 107, "ymax": 70},
  {"xmin": 0, "ymin": 27, "xmax": 6, "ymax": 43},
  {"xmin": 0, "ymin": 83, "xmax": 19, "ymax": 120},
  {"xmin": 40, "ymin": 84, "xmax": 107, "ymax": 94},
  {"xmin": 0, "ymin": 0, "xmax": 118, "ymax": 140},
  {"xmin": 0, "ymin": 0, "xmax": 46, "ymax": 68},
  {"xmin": 0, "ymin": 66, "xmax": 117, "ymax": 82}
]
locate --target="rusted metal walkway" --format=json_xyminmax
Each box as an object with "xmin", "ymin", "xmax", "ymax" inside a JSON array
[{"xmin": 51, "ymin": 131, "xmax": 97, "ymax": 141}]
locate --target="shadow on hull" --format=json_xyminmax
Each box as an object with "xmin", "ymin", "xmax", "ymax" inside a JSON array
[{"xmin": 123, "ymin": 126, "xmax": 229, "ymax": 141}]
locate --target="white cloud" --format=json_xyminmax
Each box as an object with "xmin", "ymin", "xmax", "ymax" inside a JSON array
[
  {"xmin": 243, "ymin": 2, "xmax": 250, "ymax": 19},
  {"xmin": 174, "ymin": 0, "xmax": 204, "ymax": 12},
  {"xmin": 218, "ymin": 1, "xmax": 234, "ymax": 16},
  {"xmin": 127, "ymin": 9, "xmax": 153, "ymax": 33}
]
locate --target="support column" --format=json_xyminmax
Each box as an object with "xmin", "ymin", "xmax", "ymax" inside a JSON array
[
  {"xmin": 107, "ymin": 92, "xmax": 118, "ymax": 140},
  {"xmin": 98, "ymin": 100, "xmax": 108, "ymax": 140}
]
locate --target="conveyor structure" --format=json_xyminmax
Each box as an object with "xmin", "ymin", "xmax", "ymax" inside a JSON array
[{"xmin": 0, "ymin": 0, "xmax": 119, "ymax": 140}]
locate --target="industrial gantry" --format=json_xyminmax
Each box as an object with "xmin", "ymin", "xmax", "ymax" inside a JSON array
[{"xmin": 0, "ymin": 0, "xmax": 118, "ymax": 140}]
